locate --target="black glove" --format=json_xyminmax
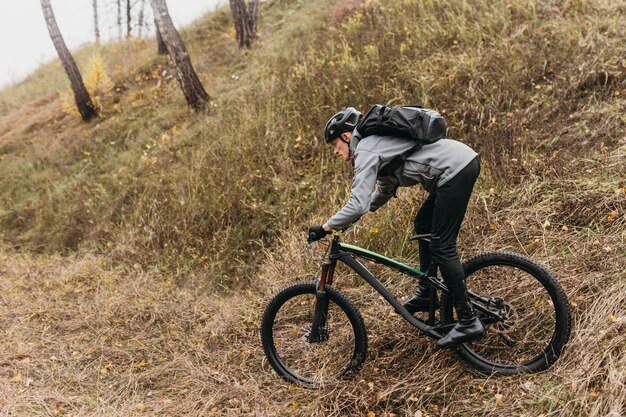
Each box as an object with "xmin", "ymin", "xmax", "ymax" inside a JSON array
[{"xmin": 307, "ymin": 225, "xmax": 328, "ymax": 243}]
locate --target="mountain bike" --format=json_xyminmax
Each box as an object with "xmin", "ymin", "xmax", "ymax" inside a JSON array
[{"xmin": 260, "ymin": 232, "xmax": 571, "ymax": 388}]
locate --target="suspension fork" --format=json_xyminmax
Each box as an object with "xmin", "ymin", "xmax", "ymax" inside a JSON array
[{"xmin": 308, "ymin": 257, "xmax": 336, "ymax": 342}]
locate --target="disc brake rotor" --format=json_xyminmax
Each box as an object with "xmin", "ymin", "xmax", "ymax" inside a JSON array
[{"xmin": 491, "ymin": 301, "xmax": 518, "ymax": 335}]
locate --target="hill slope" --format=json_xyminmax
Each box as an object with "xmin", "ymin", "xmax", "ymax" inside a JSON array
[{"xmin": 0, "ymin": 0, "xmax": 624, "ymax": 415}]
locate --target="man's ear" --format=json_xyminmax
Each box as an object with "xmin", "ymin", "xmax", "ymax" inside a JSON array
[{"xmin": 341, "ymin": 132, "xmax": 351, "ymax": 142}]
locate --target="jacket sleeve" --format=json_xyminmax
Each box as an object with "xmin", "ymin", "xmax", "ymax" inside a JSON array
[
  {"xmin": 369, "ymin": 177, "xmax": 396, "ymax": 212},
  {"xmin": 326, "ymin": 150, "xmax": 380, "ymax": 230}
]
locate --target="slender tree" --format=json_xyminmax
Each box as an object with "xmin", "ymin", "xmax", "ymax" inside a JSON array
[
  {"xmin": 117, "ymin": 0, "xmax": 122, "ymax": 40},
  {"xmin": 248, "ymin": 0, "xmax": 258, "ymax": 37},
  {"xmin": 229, "ymin": 0, "xmax": 258, "ymax": 48},
  {"xmin": 93, "ymin": 0, "xmax": 100, "ymax": 44},
  {"xmin": 137, "ymin": 0, "xmax": 146, "ymax": 37},
  {"xmin": 150, "ymin": 0, "xmax": 210, "ymax": 111},
  {"xmin": 40, "ymin": 0, "xmax": 96, "ymax": 121},
  {"xmin": 126, "ymin": 0, "xmax": 132, "ymax": 37},
  {"xmin": 155, "ymin": 19, "xmax": 167, "ymax": 55}
]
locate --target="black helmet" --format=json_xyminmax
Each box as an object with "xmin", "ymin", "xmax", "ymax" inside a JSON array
[{"xmin": 324, "ymin": 107, "xmax": 361, "ymax": 143}]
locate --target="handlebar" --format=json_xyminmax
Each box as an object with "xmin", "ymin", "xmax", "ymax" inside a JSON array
[{"xmin": 307, "ymin": 230, "xmax": 343, "ymax": 244}]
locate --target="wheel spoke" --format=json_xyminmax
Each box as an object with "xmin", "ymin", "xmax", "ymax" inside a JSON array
[
  {"xmin": 444, "ymin": 252, "xmax": 571, "ymax": 374},
  {"xmin": 261, "ymin": 282, "xmax": 367, "ymax": 387}
]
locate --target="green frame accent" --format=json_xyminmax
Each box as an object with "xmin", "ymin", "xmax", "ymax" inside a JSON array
[{"xmin": 338, "ymin": 242, "xmax": 425, "ymax": 277}]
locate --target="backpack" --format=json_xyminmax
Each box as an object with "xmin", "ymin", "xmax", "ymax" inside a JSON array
[
  {"xmin": 356, "ymin": 104, "xmax": 447, "ymax": 145},
  {"xmin": 356, "ymin": 105, "xmax": 447, "ymax": 182}
]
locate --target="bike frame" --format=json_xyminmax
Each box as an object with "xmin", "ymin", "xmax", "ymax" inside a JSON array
[{"xmin": 312, "ymin": 234, "xmax": 452, "ymax": 341}]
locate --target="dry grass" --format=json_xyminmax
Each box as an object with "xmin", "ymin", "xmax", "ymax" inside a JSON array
[
  {"xmin": 0, "ymin": 193, "xmax": 623, "ymax": 416},
  {"xmin": 0, "ymin": 0, "xmax": 625, "ymax": 415},
  {"xmin": 1, "ymin": 145, "xmax": 623, "ymax": 415}
]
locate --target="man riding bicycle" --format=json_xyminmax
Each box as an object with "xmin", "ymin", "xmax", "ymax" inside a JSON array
[{"xmin": 308, "ymin": 106, "xmax": 485, "ymax": 348}]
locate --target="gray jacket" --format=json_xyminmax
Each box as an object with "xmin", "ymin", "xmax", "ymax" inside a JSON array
[{"xmin": 325, "ymin": 128, "xmax": 478, "ymax": 230}]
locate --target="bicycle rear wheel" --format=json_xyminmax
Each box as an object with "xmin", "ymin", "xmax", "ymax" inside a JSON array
[
  {"xmin": 260, "ymin": 281, "xmax": 367, "ymax": 387},
  {"xmin": 442, "ymin": 251, "xmax": 571, "ymax": 374}
]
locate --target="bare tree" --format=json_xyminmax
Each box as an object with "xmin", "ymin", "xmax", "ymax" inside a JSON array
[
  {"xmin": 150, "ymin": 0, "xmax": 210, "ymax": 111},
  {"xmin": 117, "ymin": 0, "xmax": 122, "ymax": 39},
  {"xmin": 126, "ymin": 0, "xmax": 132, "ymax": 37},
  {"xmin": 229, "ymin": 0, "xmax": 258, "ymax": 48},
  {"xmin": 93, "ymin": 0, "xmax": 100, "ymax": 44},
  {"xmin": 137, "ymin": 0, "xmax": 146, "ymax": 37},
  {"xmin": 40, "ymin": 0, "xmax": 96, "ymax": 121},
  {"xmin": 155, "ymin": 19, "xmax": 167, "ymax": 55}
]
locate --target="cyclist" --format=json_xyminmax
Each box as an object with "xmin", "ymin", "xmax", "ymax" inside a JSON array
[{"xmin": 308, "ymin": 107, "xmax": 485, "ymax": 348}]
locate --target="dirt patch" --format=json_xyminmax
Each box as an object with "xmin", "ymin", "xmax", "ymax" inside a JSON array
[{"xmin": 329, "ymin": 0, "xmax": 367, "ymax": 25}]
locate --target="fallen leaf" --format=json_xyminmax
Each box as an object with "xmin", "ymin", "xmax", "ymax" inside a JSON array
[
  {"xmin": 132, "ymin": 360, "xmax": 147, "ymax": 368},
  {"xmin": 494, "ymin": 393, "xmax": 503, "ymax": 405},
  {"xmin": 607, "ymin": 210, "xmax": 618, "ymax": 222}
]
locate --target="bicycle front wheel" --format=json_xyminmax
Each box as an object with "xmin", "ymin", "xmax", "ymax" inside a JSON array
[
  {"xmin": 260, "ymin": 281, "xmax": 367, "ymax": 388},
  {"xmin": 442, "ymin": 251, "xmax": 571, "ymax": 374}
]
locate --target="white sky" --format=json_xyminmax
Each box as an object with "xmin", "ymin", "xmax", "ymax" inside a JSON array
[{"xmin": 0, "ymin": 0, "xmax": 226, "ymax": 88}]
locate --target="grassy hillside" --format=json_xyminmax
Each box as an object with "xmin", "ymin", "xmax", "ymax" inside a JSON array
[{"xmin": 0, "ymin": 0, "xmax": 624, "ymax": 415}]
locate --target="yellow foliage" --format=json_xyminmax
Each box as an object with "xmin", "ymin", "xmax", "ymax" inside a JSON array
[
  {"xmin": 59, "ymin": 52, "xmax": 114, "ymax": 117},
  {"xmin": 84, "ymin": 52, "xmax": 114, "ymax": 96},
  {"xmin": 59, "ymin": 89, "xmax": 81, "ymax": 118}
]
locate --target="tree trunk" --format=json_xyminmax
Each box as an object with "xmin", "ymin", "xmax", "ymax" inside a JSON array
[
  {"xmin": 117, "ymin": 0, "xmax": 122, "ymax": 40},
  {"xmin": 137, "ymin": 0, "xmax": 146, "ymax": 37},
  {"xmin": 93, "ymin": 0, "xmax": 100, "ymax": 44},
  {"xmin": 40, "ymin": 0, "xmax": 96, "ymax": 121},
  {"xmin": 229, "ymin": 0, "xmax": 258, "ymax": 48},
  {"xmin": 247, "ymin": 0, "xmax": 258, "ymax": 36},
  {"xmin": 150, "ymin": 0, "xmax": 210, "ymax": 111},
  {"xmin": 126, "ymin": 0, "xmax": 132, "ymax": 38},
  {"xmin": 155, "ymin": 18, "xmax": 167, "ymax": 55}
]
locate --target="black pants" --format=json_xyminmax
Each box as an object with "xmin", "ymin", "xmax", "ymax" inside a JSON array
[{"xmin": 413, "ymin": 157, "xmax": 480, "ymax": 311}]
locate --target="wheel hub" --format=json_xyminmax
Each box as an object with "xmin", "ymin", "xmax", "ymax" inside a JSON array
[{"xmin": 491, "ymin": 299, "xmax": 518, "ymax": 334}]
